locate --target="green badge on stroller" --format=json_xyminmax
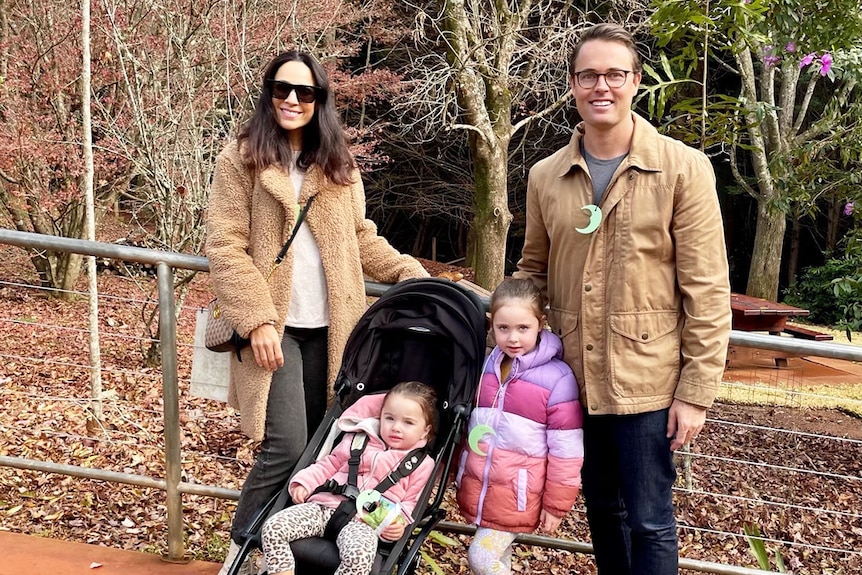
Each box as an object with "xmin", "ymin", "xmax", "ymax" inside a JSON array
[{"xmin": 356, "ymin": 489, "xmax": 404, "ymax": 534}]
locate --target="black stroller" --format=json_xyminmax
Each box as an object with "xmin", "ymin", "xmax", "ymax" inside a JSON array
[{"xmin": 226, "ymin": 277, "xmax": 488, "ymax": 575}]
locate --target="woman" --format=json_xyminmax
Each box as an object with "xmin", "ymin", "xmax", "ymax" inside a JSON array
[{"xmin": 205, "ymin": 50, "xmax": 428, "ymax": 574}]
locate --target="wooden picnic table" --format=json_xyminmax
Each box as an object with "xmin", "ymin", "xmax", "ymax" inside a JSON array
[
  {"xmin": 730, "ymin": 292, "xmax": 809, "ymax": 334},
  {"xmin": 728, "ymin": 292, "xmax": 833, "ymax": 367}
]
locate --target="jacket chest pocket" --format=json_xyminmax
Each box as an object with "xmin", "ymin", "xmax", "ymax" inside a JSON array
[{"xmin": 609, "ymin": 311, "xmax": 681, "ymax": 397}]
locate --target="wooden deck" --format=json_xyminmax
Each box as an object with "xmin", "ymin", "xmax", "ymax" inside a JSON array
[{"xmin": 0, "ymin": 531, "xmax": 219, "ymax": 575}]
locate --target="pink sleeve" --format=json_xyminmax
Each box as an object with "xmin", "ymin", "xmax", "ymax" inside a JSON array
[{"xmin": 291, "ymin": 440, "xmax": 350, "ymax": 494}]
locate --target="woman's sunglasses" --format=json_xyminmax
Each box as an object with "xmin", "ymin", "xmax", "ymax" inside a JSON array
[{"xmin": 267, "ymin": 80, "xmax": 322, "ymax": 104}]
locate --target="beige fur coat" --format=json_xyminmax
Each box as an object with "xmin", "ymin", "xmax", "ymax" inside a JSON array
[{"xmin": 205, "ymin": 141, "xmax": 428, "ymax": 440}]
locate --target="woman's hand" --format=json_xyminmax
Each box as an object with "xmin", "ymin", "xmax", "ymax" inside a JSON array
[
  {"xmin": 379, "ymin": 521, "xmax": 406, "ymax": 542},
  {"xmin": 289, "ymin": 485, "xmax": 308, "ymax": 504},
  {"xmin": 538, "ymin": 509, "xmax": 563, "ymax": 534},
  {"xmin": 250, "ymin": 322, "xmax": 284, "ymax": 372}
]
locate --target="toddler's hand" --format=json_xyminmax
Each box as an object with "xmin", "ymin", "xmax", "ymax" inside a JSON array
[
  {"xmin": 539, "ymin": 509, "xmax": 563, "ymax": 534},
  {"xmin": 379, "ymin": 521, "xmax": 406, "ymax": 542},
  {"xmin": 290, "ymin": 485, "xmax": 308, "ymax": 503}
]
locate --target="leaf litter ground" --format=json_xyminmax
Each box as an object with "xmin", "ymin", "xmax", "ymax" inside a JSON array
[{"xmin": 0, "ymin": 239, "xmax": 861, "ymax": 574}]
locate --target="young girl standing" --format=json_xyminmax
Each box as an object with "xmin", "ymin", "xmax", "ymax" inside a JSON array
[
  {"xmin": 456, "ymin": 278, "xmax": 584, "ymax": 575},
  {"xmin": 261, "ymin": 381, "xmax": 437, "ymax": 575}
]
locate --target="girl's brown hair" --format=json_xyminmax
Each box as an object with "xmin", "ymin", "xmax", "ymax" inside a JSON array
[
  {"xmin": 385, "ymin": 381, "xmax": 437, "ymax": 442},
  {"xmin": 490, "ymin": 278, "xmax": 546, "ymax": 323}
]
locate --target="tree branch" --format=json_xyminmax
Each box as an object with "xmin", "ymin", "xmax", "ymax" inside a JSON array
[
  {"xmin": 512, "ymin": 91, "xmax": 571, "ymax": 135},
  {"xmin": 0, "ymin": 166, "xmax": 20, "ymax": 185},
  {"xmin": 791, "ymin": 74, "xmax": 818, "ymax": 136}
]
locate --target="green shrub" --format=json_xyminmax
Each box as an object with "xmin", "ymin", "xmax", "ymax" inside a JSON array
[{"xmin": 784, "ymin": 255, "xmax": 862, "ymax": 327}]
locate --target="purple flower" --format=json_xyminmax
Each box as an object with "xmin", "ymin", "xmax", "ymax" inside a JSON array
[
  {"xmin": 799, "ymin": 53, "xmax": 816, "ymax": 68},
  {"xmin": 785, "ymin": 42, "xmax": 797, "ymax": 53},
  {"xmin": 820, "ymin": 53, "xmax": 833, "ymax": 76},
  {"xmin": 845, "ymin": 202, "xmax": 855, "ymax": 216},
  {"xmin": 764, "ymin": 54, "xmax": 782, "ymax": 67}
]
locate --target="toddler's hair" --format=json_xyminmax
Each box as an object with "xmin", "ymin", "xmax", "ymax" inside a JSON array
[
  {"xmin": 490, "ymin": 278, "xmax": 546, "ymax": 322},
  {"xmin": 385, "ymin": 381, "xmax": 437, "ymax": 442}
]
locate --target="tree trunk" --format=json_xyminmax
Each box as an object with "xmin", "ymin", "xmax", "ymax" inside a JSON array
[
  {"xmin": 826, "ymin": 198, "xmax": 841, "ymax": 253},
  {"xmin": 466, "ymin": 135, "xmax": 512, "ymax": 290},
  {"xmin": 787, "ymin": 215, "xmax": 800, "ymax": 287},
  {"xmin": 81, "ymin": 0, "xmax": 103, "ymax": 431},
  {"xmin": 746, "ymin": 200, "xmax": 787, "ymax": 300}
]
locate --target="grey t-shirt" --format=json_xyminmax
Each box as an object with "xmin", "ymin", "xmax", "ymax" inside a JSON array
[{"xmin": 581, "ymin": 141, "xmax": 627, "ymax": 205}]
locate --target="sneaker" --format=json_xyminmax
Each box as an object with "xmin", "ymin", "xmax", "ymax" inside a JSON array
[{"xmin": 217, "ymin": 541, "xmax": 256, "ymax": 575}]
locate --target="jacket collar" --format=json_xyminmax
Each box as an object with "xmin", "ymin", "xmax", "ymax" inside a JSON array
[
  {"xmin": 557, "ymin": 112, "xmax": 664, "ymax": 178},
  {"xmin": 257, "ymin": 162, "xmax": 323, "ymax": 213}
]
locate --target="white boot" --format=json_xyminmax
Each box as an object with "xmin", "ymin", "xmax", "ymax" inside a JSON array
[{"xmin": 217, "ymin": 540, "xmax": 255, "ymax": 575}]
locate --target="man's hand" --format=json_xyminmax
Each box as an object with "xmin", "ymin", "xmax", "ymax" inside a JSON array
[
  {"xmin": 667, "ymin": 399, "xmax": 707, "ymax": 451},
  {"xmin": 250, "ymin": 322, "xmax": 283, "ymax": 372}
]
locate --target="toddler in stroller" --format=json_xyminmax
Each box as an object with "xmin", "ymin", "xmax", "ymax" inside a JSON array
[
  {"xmin": 262, "ymin": 381, "xmax": 437, "ymax": 575},
  {"xmin": 224, "ymin": 278, "xmax": 488, "ymax": 575}
]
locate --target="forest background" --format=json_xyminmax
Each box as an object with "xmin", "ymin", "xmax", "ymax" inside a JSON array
[
  {"xmin": 1, "ymin": 0, "xmax": 861, "ymax": 327},
  {"xmin": 2, "ymin": 1, "xmax": 862, "ymax": 572}
]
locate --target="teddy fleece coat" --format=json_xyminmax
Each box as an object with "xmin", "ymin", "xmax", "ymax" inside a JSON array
[
  {"xmin": 205, "ymin": 141, "xmax": 428, "ymax": 440},
  {"xmin": 289, "ymin": 393, "xmax": 435, "ymax": 523},
  {"xmin": 455, "ymin": 331, "xmax": 584, "ymax": 533}
]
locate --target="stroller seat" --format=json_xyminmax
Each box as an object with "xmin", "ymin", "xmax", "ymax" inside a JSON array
[{"xmin": 226, "ymin": 278, "xmax": 487, "ymax": 575}]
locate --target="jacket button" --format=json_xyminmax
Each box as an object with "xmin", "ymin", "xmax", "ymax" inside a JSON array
[
  {"xmin": 586, "ymin": 344, "xmax": 594, "ymax": 351},
  {"xmin": 641, "ymin": 333, "xmax": 649, "ymax": 340},
  {"xmin": 590, "ymin": 404, "xmax": 598, "ymax": 411},
  {"xmin": 585, "ymin": 285, "xmax": 592, "ymax": 292}
]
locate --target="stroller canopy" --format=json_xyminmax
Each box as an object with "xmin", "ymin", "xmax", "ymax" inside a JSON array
[{"xmin": 335, "ymin": 278, "xmax": 487, "ymax": 410}]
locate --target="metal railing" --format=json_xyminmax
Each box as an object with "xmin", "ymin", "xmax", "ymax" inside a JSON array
[{"xmin": 2, "ymin": 228, "xmax": 861, "ymax": 574}]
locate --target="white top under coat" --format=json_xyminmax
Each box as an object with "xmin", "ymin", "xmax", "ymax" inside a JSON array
[{"xmin": 286, "ymin": 154, "xmax": 330, "ymax": 328}]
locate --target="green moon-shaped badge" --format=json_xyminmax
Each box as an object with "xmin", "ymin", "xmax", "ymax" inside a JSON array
[
  {"xmin": 356, "ymin": 489, "xmax": 380, "ymax": 515},
  {"xmin": 468, "ymin": 423, "xmax": 496, "ymax": 456},
  {"xmin": 575, "ymin": 204, "xmax": 602, "ymax": 234}
]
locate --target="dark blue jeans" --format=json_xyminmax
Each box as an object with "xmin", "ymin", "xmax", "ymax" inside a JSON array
[
  {"xmin": 582, "ymin": 408, "xmax": 678, "ymax": 575},
  {"xmin": 231, "ymin": 326, "xmax": 329, "ymax": 543}
]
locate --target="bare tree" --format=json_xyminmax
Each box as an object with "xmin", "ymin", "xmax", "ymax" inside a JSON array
[
  {"xmin": 0, "ymin": 0, "xmax": 129, "ymax": 297},
  {"xmin": 389, "ymin": 1, "xmax": 649, "ymax": 288},
  {"xmin": 82, "ymin": 0, "xmax": 103, "ymax": 430}
]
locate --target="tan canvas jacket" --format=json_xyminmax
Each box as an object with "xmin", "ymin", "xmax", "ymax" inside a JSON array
[
  {"xmin": 515, "ymin": 113, "xmax": 731, "ymax": 415},
  {"xmin": 205, "ymin": 141, "xmax": 428, "ymax": 440}
]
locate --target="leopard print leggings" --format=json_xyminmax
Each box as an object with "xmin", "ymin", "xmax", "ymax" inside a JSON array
[{"xmin": 262, "ymin": 502, "xmax": 378, "ymax": 575}]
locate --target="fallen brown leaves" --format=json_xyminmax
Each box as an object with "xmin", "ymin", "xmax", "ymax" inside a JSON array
[{"xmin": 1, "ymin": 243, "xmax": 861, "ymax": 574}]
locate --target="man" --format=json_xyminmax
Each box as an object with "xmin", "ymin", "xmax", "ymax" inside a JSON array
[{"xmin": 514, "ymin": 23, "xmax": 731, "ymax": 575}]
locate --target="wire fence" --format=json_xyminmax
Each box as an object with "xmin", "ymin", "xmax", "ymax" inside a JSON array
[{"xmin": 1, "ymin": 230, "xmax": 861, "ymax": 574}]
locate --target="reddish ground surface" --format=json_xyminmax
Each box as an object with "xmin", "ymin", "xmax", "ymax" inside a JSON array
[{"xmin": 1, "ymin": 530, "xmax": 219, "ymax": 575}]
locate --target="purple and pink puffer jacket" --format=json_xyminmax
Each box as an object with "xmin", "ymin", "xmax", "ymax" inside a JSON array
[{"xmin": 455, "ymin": 330, "xmax": 584, "ymax": 533}]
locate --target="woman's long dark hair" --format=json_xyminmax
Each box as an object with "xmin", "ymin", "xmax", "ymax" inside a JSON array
[{"xmin": 238, "ymin": 50, "xmax": 354, "ymax": 185}]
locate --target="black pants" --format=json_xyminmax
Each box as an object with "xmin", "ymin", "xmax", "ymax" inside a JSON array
[{"xmin": 230, "ymin": 326, "xmax": 329, "ymax": 543}]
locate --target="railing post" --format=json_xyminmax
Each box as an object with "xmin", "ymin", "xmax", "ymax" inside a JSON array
[{"xmin": 157, "ymin": 262, "xmax": 185, "ymax": 562}]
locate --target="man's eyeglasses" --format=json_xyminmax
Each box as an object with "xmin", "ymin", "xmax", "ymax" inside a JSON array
[
  {"xmin": 572, "ymin": 70, "xmax": 631, "ymax": 89},
  {"xmin": 267, "ymin": 80, "xmax": 322, "ymax": 103}
]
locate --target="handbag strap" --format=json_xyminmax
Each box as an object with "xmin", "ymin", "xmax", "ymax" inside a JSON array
[{"xmin": 266, "ymin": 195, "xmax": 315, "ymax": 278}]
